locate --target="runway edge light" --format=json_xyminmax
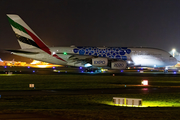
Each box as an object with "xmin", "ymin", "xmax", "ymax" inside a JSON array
[
  {"xmin": 142, "ymin": 80, "xmax": 148, "ymax": 85},
  {"xmin": 29, "ymin": 84, "xmax": 34, "ymax": 88}
]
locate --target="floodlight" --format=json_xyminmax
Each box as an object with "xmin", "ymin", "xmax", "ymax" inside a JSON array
[{"xmin": 172, "ymin": 48, "xmax": 176, "ymax": 57}]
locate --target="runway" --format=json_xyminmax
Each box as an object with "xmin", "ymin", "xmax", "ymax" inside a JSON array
[
  {"xmin": 0, "ymin": 87, "xmax": 180, "ymax": 97},
  {"xmin": 0, "ymin": 66, "xmax": 180, "ymax": 77}
]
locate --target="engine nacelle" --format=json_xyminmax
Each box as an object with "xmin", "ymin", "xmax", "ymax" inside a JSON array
[
  {"xmin": 111, "ymin": 61, "xmax": 127, "ymax": 69},
  {"xmin": 92, "ymin": 58, "xmax": 108, "ymax": 67}
]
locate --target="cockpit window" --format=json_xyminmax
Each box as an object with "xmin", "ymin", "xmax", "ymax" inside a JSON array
[{"xmin": 170, "ymin": 55, "xmax": 173, "ymax": 57}]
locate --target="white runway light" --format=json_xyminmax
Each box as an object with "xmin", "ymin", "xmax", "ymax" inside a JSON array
[{"xmin": 142, "ymin": 80, "xmax": 148, "ymax": 85}]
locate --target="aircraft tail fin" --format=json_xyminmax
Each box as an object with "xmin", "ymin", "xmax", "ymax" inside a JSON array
[{"xmin": 7, "ymin": 14, "xmax": 51, "ymax": 54}]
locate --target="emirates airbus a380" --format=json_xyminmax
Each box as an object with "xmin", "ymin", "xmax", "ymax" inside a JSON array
[{"xmin": 6, "ymin": 14, "xmax": 177, "ymax": 73}]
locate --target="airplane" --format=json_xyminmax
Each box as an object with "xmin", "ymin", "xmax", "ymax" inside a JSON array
[{"xmin": 6, "ymin": 14, "xmax": 177, "ymax": 73}]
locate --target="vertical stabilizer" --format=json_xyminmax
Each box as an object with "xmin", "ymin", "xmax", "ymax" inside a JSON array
[
  {"xmin": 7, "ymin": 14, "xmax": 51, "ymax": 54},
  {"xmin": 7, "ymin": 14, "xmax": 66, "ymax": 62}
]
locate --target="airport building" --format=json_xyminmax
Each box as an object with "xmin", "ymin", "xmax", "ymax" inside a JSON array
[{"xmin": 0, "ymin": 58, "xmax": 62, "ymax": 68}]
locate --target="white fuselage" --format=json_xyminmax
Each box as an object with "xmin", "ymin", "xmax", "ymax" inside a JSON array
[
  {"xmin": 7, "ymin": 14, "xmax": 177, "ymax": 69},
  {"xmin": 11, "ymin": 46, "xmax": 177, "ymax": 68}
]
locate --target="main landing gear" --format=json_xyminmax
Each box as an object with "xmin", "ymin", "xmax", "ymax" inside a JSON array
[
  {"xmin": 85, "ymin": 68, "xmax": 101, "ymax": 73},
  {"xmin": 164, "ymin": 67, "xmax": 168, "ymax": 73}
]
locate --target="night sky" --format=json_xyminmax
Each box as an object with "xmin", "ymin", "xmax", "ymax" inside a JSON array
[{"xmin": 0, "ymin": 0, "xmax": 180, "ymax": 62}]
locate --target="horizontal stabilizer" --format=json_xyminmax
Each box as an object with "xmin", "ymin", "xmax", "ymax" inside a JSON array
[{"xmin": 7, "ymin": 49, "xmax": 39, "ymax": 54}]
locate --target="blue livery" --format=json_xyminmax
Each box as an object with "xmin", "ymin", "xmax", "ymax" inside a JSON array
[{"xmin": 73, "ymin": 47, "xmax": 131, "ymax": 60}]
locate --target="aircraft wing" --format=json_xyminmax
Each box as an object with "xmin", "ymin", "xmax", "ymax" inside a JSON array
[
  {"xmin": 65, "ymin": 54, "xmax": 96, "ymax": 67},
  {"xmin": 58, "ymin": 53, "xmax": 110, "ymax": 68}
]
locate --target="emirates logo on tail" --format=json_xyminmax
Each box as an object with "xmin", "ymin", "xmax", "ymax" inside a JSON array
[{"xmin": 7, "ymin": 14, "xmax": 66, "ymax": 62}]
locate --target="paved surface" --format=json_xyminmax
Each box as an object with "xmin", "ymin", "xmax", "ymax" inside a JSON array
[{"xmin": 0, "ymin": 87, "xmax": 180, "ymax": 96}]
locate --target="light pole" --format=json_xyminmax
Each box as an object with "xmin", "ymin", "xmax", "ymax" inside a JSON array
[{"xmin": 172, "ymin": 48, "xmax": 176, "ymax": 57}]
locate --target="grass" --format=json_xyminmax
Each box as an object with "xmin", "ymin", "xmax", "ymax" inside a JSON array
[
  {"xmin": 1, "ymin": 94, "xmax": 180, "ymax": 119},
  {"xmin": 0, "ymin": 74, "xmax": 180, "ymax": 119},
  {"xmin": 0, "ymin": 74, "xmax": 180, "ymax": 90}
]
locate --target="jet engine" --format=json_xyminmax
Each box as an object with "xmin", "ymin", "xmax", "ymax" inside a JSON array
[
  {"xmin": 91, "ymin": 57, "xmax": 127, "ymax": 69},
  {"xmin": 92, "ymin": 58, "xmax": 108, "ymax": 67},
  {"xmin": 111, "ymin": 60, "xmax": 127, "ymax": 69}
]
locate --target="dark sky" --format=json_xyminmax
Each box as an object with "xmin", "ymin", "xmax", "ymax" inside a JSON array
[{"xmin": 0, "ymin": 0, "xmax": 180, "ymax": 61}]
